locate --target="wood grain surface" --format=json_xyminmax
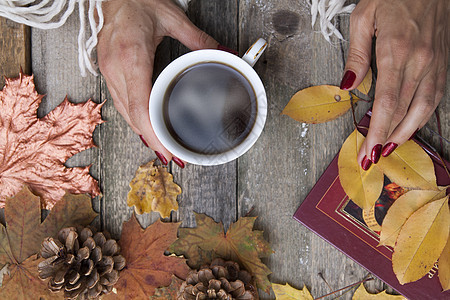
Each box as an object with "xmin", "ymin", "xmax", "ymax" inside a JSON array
[
  {"xmin": 0, "ymin": 17, "xmax": 30, "ymax": 87},
  {"xmin": 19, "ymin": 0, "xmax": 450, "ymax": 299}
]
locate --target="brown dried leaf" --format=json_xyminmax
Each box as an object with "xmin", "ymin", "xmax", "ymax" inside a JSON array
[
  {"xmin": 282, "ymin": 85, "xmax": 359, "ymax": 124},
  {"xmin": 151, "ymin": 275, "xmax": 184, "ymax": 299},
  {"xmin": 127, "ymin": 160, "xmax": 181, "ymax": 218},
  {"xmin": 272, "ymin": 283, "xmax": 314, "ymax": 300},
  {"xmin": 352, "ymin": 284, "xmax": 405, "ymax": 299},
  {"xmin": 104, "ymin": 215, "xmax": 190, "ymax": 299},
  {"xmin": 0, "ymin": 72, "xmax": 102, "ymax": 209},
  {"xmin": 169, "ymin": 213, "xmax": 273, "ymax": 294},
  {"xmin": 439, "ymin": 237, "xmax": 450, "ymax": 291},
  {"xmin": 392, "ymin": 196, "xmax": 450, "ymax": 284},
  {"xmin": 338, "ymin": 130, "xmax": 384, "ymax": 210}
]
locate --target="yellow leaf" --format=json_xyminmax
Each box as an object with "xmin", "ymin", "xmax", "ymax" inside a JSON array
[
  {"xmin": 355, "ymin": 68, "xmax": 372, "ymax": 95},
  {"xmin": 393, "ymin": 196, "xmax": 450, "ymax": 284},
  {"xmin": 127, "ymin": 160, "xmax": 182, "ymax": 218},
  {"xmin": 272, "ymin": 283, "xmax": 313, "ymax": 300},
  {"xmin": 282, "ymin": 85, "xmax": 359, "ymax": 124},
  {"xmin": 379, "ymin": 188, "xmax": 447, "ymax": 247},
  {"xmin": 338, "ymin": 130, "xmax": 384, "ymax": 210},
  {"xmin": 352, "ymin": 284, "xmax": 406, "ymax": 299},
  {"xmin": 377, "ymin": 140, "xmax": 438, "ymax": 191},
  {"xmin": 439, "ymin": 236, "xmax": 450, "ymax": 291}
]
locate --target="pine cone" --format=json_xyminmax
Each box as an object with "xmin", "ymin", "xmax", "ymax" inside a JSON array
[
  {"xmin": 178, "ymin": 258, "xmax": 257, "ymax": 300},
  {"xmin": 38, "ymin": 226, "xmax": 126, "ymax": 299}
]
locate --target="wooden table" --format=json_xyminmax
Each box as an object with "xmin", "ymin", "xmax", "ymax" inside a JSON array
[{"xmin": 6, "ymin": 0, "xmax": 449, "ymax": 299}]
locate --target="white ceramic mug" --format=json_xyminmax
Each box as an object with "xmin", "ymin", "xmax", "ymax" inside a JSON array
[{"xmin": 149, "ymin": 38, "xmax": 267, "ymax": 166}]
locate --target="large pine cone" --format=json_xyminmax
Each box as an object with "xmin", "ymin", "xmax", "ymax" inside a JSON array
[
  {"xmin": 178, "ymin": 258, "xmax": 257, "ymax": 300},
  {"xmin": 38, "ymin": 226, "xmax": 126, "ymax": 299}
]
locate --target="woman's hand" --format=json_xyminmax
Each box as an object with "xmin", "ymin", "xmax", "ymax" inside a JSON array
[
  {"xmin": 340, "ymin": 0, "xmax": 449, "ymax": 170},
  {"xmin": 97, "ymin": 0, "xmax": 218, "ymax": 167}
]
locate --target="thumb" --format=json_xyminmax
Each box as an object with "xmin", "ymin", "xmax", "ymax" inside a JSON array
[
  {"xmin": 340, "ymin": 3, "xmax": 375, "ymax": 90},
  {"xmin": 166, "ymin": 10, "xmax": 218, "ymax": 50}
]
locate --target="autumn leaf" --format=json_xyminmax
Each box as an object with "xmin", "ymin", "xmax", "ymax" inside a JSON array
[
  {"xmin": 392, "ymin": 196, "xmax": 450, "ymax": 284},
  {"xmin": 352, "ymin": 284, "xmax": 405, "ymax": 299},
  {"xmin": 151, "ymin": 275, "xmax": 184, "ymax": 299},
  {"xmin": 0, "ymin": 185, "xmax": 97, "ymax": 298},
  {"xmin": 127, "ymin": 160, "xmax": 181, "ymax": 218},
  {"xmin": 0, "ymin": 72, "xmax": 102, "ymax": 209},
  {"xmin": 169, "ymin": 213, "xmax": 273, "ymax": 294},
  {"xmin": 0, "ymin": 255, "xmax": 60, "ymax": 299},
  {"xmin": 439, "ymin": 237, "xmax": 450, "ymax": 291},
  {"xmin": 272, "ymin": 283, "xmax": 313, "ymax": 300},
  {"xmin": 282, "ymin": 85, "xmax": 359, "ymax": 124},
  {"xmin": 377, "ymin": 140, "xmax": 438, "ymax": 191},
  {"xmin": 379, "ymin": 188, "xmax": 447, "ymax": 247},
  {"xmin": 355, "ymin": 68, "xmax": 372, "ymax": 96},
  {"xmin": 104, "ymin": 214, "xmax": 190, "ymax": 299},
  {"xmin": 338, "ymin": 129, "xmax": 384, "ymax": 210}
]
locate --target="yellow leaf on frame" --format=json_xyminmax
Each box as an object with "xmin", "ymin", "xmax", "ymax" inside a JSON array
[
  {"xmin": 355, "ymin": 68, "xmax": 372, "ymax": 95},
  {"xmin": 377, "ymin": 140, "xmax": 438, "ymax": 191},
  {"xmin": 272, "ymin": 283, "xmax": 313, "ymax": 300},
  {"xmin": 439, "ymin": 237, "xmax": 450, "ymax": 291},
  {"xmin": 352, "ymin": 284, "xmax": 405, "ymax": 299},
  {"xmin": 379, "ymin": 188, "xmax": 447, "ymax": 247},
  {"xmin": 338, "ymin": 130, "xmax": 384, "ymax": 210},
  {"xmin": 393, "ymin": 196, "xmax": 450, "ymax": 284},
  {"xmin": 127, "ymin": 160, "xmax": 181, "ymax": 218},
  {"xmin": 282, "ymin": 85, "xmax": 359, "ymax": 124}
]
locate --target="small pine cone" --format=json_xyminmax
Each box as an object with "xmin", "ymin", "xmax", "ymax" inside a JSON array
[
  {"xmin": 38, "ymin": 226, "xmax": 126, "ymax": 300},
  {"xmin": 178, "ymin": 258, "xmax": 257, "ymax": 300}
]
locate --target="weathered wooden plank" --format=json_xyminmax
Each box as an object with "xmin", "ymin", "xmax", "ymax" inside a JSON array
[
  {"xmin": 171, "ymin": 0, "xmax": 239, "ymax": 230},
  {"xmin": 30, "ymin": 11, "xmax": 102, "ymax": 228},
  {"xmin": 0, "ymin": 17, "xmax": 30, "ymax": 87}
]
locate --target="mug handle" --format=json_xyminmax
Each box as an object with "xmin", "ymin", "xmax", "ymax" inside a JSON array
[{"xmin": 242, "ymin": 38, "xmax": 267, "ymax": 67}]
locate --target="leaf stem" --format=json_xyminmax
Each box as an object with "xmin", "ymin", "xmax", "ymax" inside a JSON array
[
  {"xmin": 350, "ymin": 92, "xmax": 358, "ymax": 129},
  {"xmin": 313, "ymin": 275, "xmax": 373, "ymax": 300}
]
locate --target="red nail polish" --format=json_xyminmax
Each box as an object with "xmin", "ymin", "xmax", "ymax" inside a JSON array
[
  {"xmin": 139, "ymin": 135, "xmax": 149, "ymax": 148},
  {"xmin": 340, "ymin": 70, "xmax": 356, "ymax": 90},
  {"xmin": 217, "ymin": 44, "xmax": 239, "ymax": 56},
  {"xmin": 371, "ymin": 144, "xmax": 382, "ymax": 164},
  {"xmin": 381, "ymin": 142, "xmax": 398, "ymax": 157},
  {"xmin": 172, "ymin": 156, "xmax": 185, "ymax": 169},
  {"xmin": 361, "ymin": 155, "xmax": 372, "ymax": 171},
  {"xmin": 155, "ymin": 151, "xmax": 168, "ymax": 165},
  {"xmin": 408, "ymin": 128, "xmax": 419, "ymax": 140}
]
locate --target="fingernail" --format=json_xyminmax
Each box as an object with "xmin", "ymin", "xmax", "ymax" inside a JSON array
[
  {"xmin": 371, "ymin": 144, "xmax": 382, "ymax": 164},
  {"xmin": 139, "ymin": 135, "xmax": 149, "ymax": 148},
  {"xmin": 361, "ymin": 155, "xmax": 372, "ymax": 171},
  {"xmin": 172, "ymin": 156, "xmax": 185, "ymax": 169},
  {"xmin": 217, "ymin": 44, "xmax": 239, "ymax": 56},
  {"xmin": 381, "ymin": 142, "xmax": 398, "ymax": 157},
  {"xmin": 408, "ymin": 128, "xmax": 419, "ymax": 140},
  {"xmin": 155, "ymin": 151, "xmax": 168, "ymax": 165},
  {"xmin": 340, "ymin": 70, "xmax": 356, "ymax": 90}
]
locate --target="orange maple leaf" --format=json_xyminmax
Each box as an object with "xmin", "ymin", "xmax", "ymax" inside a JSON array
[{"xmin": 0, "ymin": 72, "xmax": 103, "ymax": 209}]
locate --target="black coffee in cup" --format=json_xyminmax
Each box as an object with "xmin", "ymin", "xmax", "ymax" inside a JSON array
[{"xmin": 163, "ymin": 62, "xmax": 257, "ymax": 154}]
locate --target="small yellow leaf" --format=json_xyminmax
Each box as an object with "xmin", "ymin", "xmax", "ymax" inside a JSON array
[
  {"xmin": 338, "ymin": 130, "xmax": 384, "ymax": 210},
  {"xmin": 352, "ymin": 284, "xmax": 406, "ymax": 299},
  {"xmin": 272, "ymin": 283, "xmax": 313, "ymax": 300},
  {"xmin": 355, "ymin": 68, "xmax": 372, "ymax": 95},
  {"xmin": 377, "ymin": 140, "xmax": 438, "ymax": 191},
  {"xmin": 127, "ymin": 160, "xmax": 181, "ymax": 218},
  {"xmin": 379, "ymin": 188, "xmax": 447, "ymax": 247},
  {"xmin": 393, "ymin": 196, "xmax": 450, "ymax": 284},
  {"xmin": 439, "ymin": 237, "xmax": 450, "ymax": 291},
  {"xmin": 282, "ymin": 85, "xmax": 359, "ymax": 124}
]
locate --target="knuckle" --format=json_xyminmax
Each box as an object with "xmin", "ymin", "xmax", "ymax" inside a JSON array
[
  {"xmin": 197, "ymin": 30, "xmax": 211, "ymax": 47},
  {"xmin": 396, "ymin": 102, "xmax": 409, "ymax": 118},
  {"xmin": 347, "ymin": 47, "xmax": 370, "ymax": 66},
  {"xmin": 416, "ymin": 98, "xmax": 434, "ymax": 116},
  {"xmin": 116, "ymin": 42, "xmax": 140, "ymax": 66},
  {"xmin": 414, "ymin": 46, "xmax": 435, "ymax": 68},
  {"xmin": 378, "ymin": 92, "xmax": 399, "ymax": 111}
]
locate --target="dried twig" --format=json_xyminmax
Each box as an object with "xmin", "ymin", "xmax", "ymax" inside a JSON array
[{"xmin": 313, "ymin": 275, "xmax": 373, "ymax": 300}]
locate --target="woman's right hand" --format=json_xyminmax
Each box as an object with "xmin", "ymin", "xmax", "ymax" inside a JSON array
[{"xmin": 97, "ymin": 0, "xmax": 218, "ymax": 167}]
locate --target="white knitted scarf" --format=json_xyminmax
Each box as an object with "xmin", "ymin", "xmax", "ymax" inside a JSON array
[{"xmin": 0, "ymin": 0, "xmax": 353, "ymax": 76}]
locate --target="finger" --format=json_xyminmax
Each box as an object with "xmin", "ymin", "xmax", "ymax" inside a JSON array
[
  {"xmin": 340, "ymin": 0, "xmax": 376, "ymax": 90},
  {"xmin": 163, "ymin": 8, "xmax": 218, "ymax": 50},
  {"xmin": 418, "ymin": 67, "xmax": 447, "ymax": 129},
  {"xmin": 108, "ymin": 87, "xmax": 141, "ymax": 134},
  {"xmin": 382, "ymin": 71, "xmax": 437, "ymax": 153}
]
